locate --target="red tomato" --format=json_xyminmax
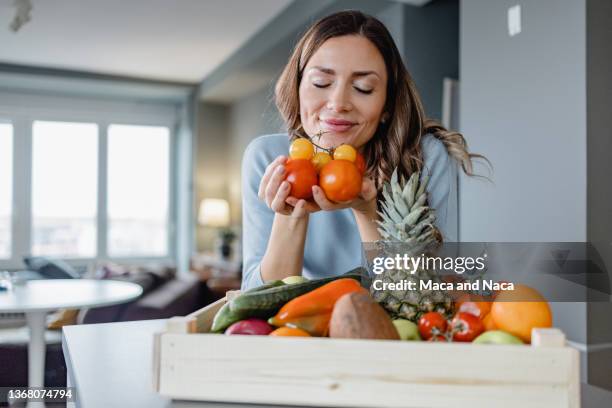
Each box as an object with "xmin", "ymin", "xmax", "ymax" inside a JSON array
[
  {"xmin": 354, "ymin": 153, "xmax": 366, "ymax": 175},
  {"xmin": 319, "ymin": 160, "xmax": 362, "ymax": 202},
  {"xmin": 284, "ymin": 159, "xmax": 318, "ymax": 199},
  {"xmin": 418, "ymin": 312, "xmax": 448, "ymax": 340},
  {"xmin": 451, "ymin": 312, "xmax": 485, "ymax": 342}
]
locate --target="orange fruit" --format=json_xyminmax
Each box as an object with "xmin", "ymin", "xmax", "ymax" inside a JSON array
[
  {"xmin": 482, "ymin": 313, "xmax": 497, "ymax": 331},
  {"xmin": 490, "ymin": 284, "xmax": 552, "ymax": 343},
  {"xmin": 269, "ymin": 327, "xmax": 311, "ymax": 337}
]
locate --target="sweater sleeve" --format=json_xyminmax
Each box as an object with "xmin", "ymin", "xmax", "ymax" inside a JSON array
[
  {"xmin": 421, "ymin": 135, "xmax": 458, "ymax": 242},
  {"xmin": 240, "ymin": 136, "xmax": 280, "ymax": 290}
]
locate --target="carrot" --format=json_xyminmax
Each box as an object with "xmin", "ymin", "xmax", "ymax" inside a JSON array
[{"xmin": 268, "ymin": 278, "xmax": 366, "ymax": 336}]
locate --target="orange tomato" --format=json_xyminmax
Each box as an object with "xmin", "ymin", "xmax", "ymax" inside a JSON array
[
  {"xmin": 269, "ymin": 327, "xmax": 311, "ymax": 337},
  {"xmin": 284, "ymin": 159, "xmax": 318, "ymax": 199},
  {"xmin": 490, "ymin": 284, "xmax": 552, "ymax": 343},
  {"xmin": 319, "ymin": 160, "xmax": 362, "ymax": 202}
]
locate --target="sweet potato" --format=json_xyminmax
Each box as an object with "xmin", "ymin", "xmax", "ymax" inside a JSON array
[{"xmin": 329, "ymin": 292, "xmax": 400, "ymax": 340}]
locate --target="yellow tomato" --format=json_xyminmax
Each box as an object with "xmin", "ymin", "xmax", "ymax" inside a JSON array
[
  {"xmin": 311, "ymin": 151, "xmax": 332, "ymax": 173},
  {"xmin": 289, "ymin": 138, "xmax": 314, "ymax": 160},
  {"xmin": 333, "ymin": 144, "xmax": 357, "ymax": 162}
]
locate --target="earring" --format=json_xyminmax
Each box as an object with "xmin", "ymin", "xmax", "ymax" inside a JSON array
[{"xmin": 381, "ymin": 113, "xmax": 389, "ymax": 124}]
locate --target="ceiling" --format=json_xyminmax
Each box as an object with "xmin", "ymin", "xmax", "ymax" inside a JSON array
[{"xmin": 0, "ymin": 0, "xmax": 292, "ymax": 83}]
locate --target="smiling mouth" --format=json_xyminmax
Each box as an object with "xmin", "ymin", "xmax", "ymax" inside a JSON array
[{"xmin": 320, "ymin": 118, "xmax": 356, "ymax": 133}]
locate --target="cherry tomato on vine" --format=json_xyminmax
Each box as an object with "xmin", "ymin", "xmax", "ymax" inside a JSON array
[
  {"xmin": 333, "ymin": 144, "xmax": 357, "ymax": 162},
  {"xmin": 319, "ymin": 160, "xmax": 362, "ymax": 202},
  {"xmin": 311, "ymin": 151, "xmax": 332, "ymax": 173},
  {"xmin": 451, "ymin": 312, "xmax": 484, "ymax": 342},
  {"xmin": 284, "ymin": 159, "xmax": 317, "ymax": 199},
  {"xmin": 289, "ymin": 138, "xmax": 314, "ymax": 160},
  {"xmin": 418, "ymin": 312, "xmax": 448, "ymax": 340}
]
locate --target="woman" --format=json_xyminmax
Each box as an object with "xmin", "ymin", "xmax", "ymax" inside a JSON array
[{"xmin": 241, "ymin": 10, "xmax": 480, "ymax": 290}]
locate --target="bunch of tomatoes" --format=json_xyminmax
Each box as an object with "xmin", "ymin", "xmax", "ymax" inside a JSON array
[
  {"xmin": 285, "ymin": 138, "xmax": 365, "ymax": 202},
  {"xmin": 418, "ymin": 309, "xmax": 486, "ymax": 343}
]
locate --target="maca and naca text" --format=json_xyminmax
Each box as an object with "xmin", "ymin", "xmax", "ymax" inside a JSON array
[{"xmin": 371, "ymin": 254, "xmax": 515, "ymax": 292}]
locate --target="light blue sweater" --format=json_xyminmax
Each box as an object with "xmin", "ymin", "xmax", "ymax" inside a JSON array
[{"xmin": 241, "ymin": 134, "xmax": 457, "ymax": 290}]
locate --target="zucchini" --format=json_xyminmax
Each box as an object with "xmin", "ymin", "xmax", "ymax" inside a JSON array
[
  {"xmin": 210, "ymin": 279, "xmax": 285, "ymax": 332},
  {"xmin": 230, "ymin": 268, "xmax": 368, "ymax": 317}
]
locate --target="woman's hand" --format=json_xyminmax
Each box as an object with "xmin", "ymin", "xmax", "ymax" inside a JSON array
[{"xmin": 258, "ymin": 155, "xmax": 311, "ymax": 218}]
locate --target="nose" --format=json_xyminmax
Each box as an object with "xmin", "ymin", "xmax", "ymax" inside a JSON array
[{"xmin": 326, "ymin": 85, "xmax": 352, "ymax": 112}]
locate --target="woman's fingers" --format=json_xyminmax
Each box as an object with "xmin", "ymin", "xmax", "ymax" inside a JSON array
[
  {"xmin": 270, "ymin": 181, "xmax": 291, "ymax": 213},
  {"xmin": 360, "ymin": 177, "xmax": 378, "ymax": 201},
  {"xmin": 286, "ymin": 196, "xmax": 321, "ymax": 213},
  {"xmin": 258, "ymin": 155, "xmax": 287, "ymax": 200},
  {"xmin": 311, "ymin": 185, "xmax": 341, "ymax": 211},
  {"xmin": 264, "ymin": 164, "xmax": 286, "ymax": 207},
  {"xmin": 291, "ymin": 199, "xmax": 307, "ymax": 218}
]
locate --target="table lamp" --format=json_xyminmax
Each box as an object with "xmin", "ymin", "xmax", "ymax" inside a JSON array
[{"xmin": 198, "ymin": 199, "xmax": 234, "ymax": 259}]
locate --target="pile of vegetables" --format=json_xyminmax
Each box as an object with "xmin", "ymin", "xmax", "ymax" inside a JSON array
[{"xmin": 212, "ymin": 269, "xmax": 552, "ymax": 345}]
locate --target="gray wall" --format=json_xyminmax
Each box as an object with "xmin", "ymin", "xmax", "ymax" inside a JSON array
[
  {"xmin": 460, "ymin": 0, "xmax": 612, "ymax": 390},
  {"xmin": 194, "ymin": 102, "xmax": 230, "ymax": 251},
  {"xmin": 227, "ymin": 86, "xmax": 284, "ymax": 222},
  {"xmin": 403, "ymin": 0, "xmax": 459, "ymax": 121},
  {"xmin": 459, "ymin": 0, "xmax": 587, "ymax": 242}
]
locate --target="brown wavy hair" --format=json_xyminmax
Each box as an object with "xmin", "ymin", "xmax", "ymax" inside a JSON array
[{"xmin": 275, "ymin": 10, "xmax": 484, "ymax": 190}]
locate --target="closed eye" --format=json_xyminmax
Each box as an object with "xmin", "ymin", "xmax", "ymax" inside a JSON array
[
  {"xmin": 354, "ymin": 86, "xmax": 373, "ymax": 94},
  {"xmin": 313, "ymin": 83, "xmax": 330, "ymax": 89}
]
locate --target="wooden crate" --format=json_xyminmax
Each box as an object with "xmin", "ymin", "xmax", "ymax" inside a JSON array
[{"xmin": 153, "ymin": 293, "xmax": 580, "ymax": 408}]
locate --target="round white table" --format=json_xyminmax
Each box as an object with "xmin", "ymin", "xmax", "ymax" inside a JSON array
[{"xmin": 0, "ymin": 279, "xmax": 143, "ymax": 391}]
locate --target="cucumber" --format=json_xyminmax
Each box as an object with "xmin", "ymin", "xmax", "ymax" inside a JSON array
[
  {"xmin": 210, "ymin": 279, "xmax": 285, "ymax": 333},
  {"xmin": 230, "ymin": 268, "xmax": 367, "ymax": 317}
]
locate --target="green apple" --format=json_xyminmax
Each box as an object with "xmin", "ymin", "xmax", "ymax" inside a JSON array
[
  {"xmin": 392, "ymin": 319, "xmax": 421, "ymax": 341},
  {"xmin": 281, "ymin": 276, "xmax": 308, "ymax": 285},
  {"xmin": 473, "ymin": 330, "xmax": 524, "ymax": 345}
]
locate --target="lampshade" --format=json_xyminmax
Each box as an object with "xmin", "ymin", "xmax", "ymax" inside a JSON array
[{"xmin": 198, "ymin": 199, "xmax": 230, "ymax": 227}]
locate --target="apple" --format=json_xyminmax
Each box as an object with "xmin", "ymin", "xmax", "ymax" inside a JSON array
[
  {"xmin": 225, "ymin": 318, "xmax": 273, "ymax": 335},
  {"xmin": 282, "ymin": 276, "xmax": 308, "ymax": 284},
  {"xmin": 392, "ymin": 319, "xmax": 421, "ymax": 341},
  {"xmin": 473, "ymin": 330, "xmax": 524, "ymax": 345}
]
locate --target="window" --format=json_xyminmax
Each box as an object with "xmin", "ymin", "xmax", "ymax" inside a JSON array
[
  {"xmin": 31, "ymin": 121, "xmax": 98, "ymax": 257},
  {"xmin": 0, "ymin": 123, "xmax": 13, "ymax": 259},
  {"xmin": 107, "ymin": 124, "xmax": 170, "ymax": 257},
  {"xmin": 0, "ymin": 91, "xmax": 185, "ymax": 270}
]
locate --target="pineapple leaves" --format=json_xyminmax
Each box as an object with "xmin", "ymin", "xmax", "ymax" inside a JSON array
[{"xmin": 376, "ymin": 168, "xmax": 442, "ymax": 245}]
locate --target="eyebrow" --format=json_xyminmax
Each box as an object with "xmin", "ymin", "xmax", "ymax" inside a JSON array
[{"xmin": 310, "ymin": 66, "xmax": 380, "ymax": 79}]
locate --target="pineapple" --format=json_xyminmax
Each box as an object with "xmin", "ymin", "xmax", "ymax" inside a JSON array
[{"xmin": 370, "ymin": 169, "xmax": 454, "ymax": 321}]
